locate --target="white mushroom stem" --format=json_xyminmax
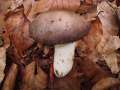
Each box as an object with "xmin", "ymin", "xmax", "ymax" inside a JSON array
[{"xmin": 54, "ymin": 42, "xmax": 76, "ymax": 77}]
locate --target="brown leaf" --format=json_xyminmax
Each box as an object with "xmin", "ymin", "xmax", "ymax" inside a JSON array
[
  {"xmin": 0, "ymin": 0, "xmax": 12, "ymax": 14},
  {"xmin": 10, "ymin": 0, "xmax": 23, "ymax": 11},
  {"xmin": 97, "ymin": 1, "xmax": 118, "ymax": 36},
  {"xmin": 26, "ymin": 0, "xmax": 81, "ymax": 21},
  {"xmin": 0, "ymin": 14, "xmax": 5, "ymax": 28},
  {"xmin": 97, "ymin": 1, "xmax": 120, "ymax": 74},
  {"xmin": 5, "ymin": 9, "xmax": 34, "ymax": 57},
  {"xmin": 117, "ymin": 7, "xmax": 120, "ymax": 21},
  {"xmin": 92, "ymin": 77, "xmax": 120, "ymax": 90},
  {"xmin": 20, "ymin": 61, "xmax": 47, "ymax": 90},
  {"xmin": 0, "ymin": 47, "xmax": 6, "ymax": 84},
  {"xmin": 103, "ymin": 52, "xmax": 119, "ymax": 74},
  {"xmin": 0, "ymin": 0, "xmax": 23, "ymax": 13},
  {"xmin": 23, "ymin": 0, "xmax": 35, "ymax": 17},
  {"xmin": 76, "ymin": 57, "xmax": 108, "ymax": 84},
  {"xmin": 2, "ymin": 63, "xmax": 18, "ymax": 90}
]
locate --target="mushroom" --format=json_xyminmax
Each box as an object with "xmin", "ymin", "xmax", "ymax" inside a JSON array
[{"xmin": 29, "ymin": 10, "xmax": 90, "ymax": 77}]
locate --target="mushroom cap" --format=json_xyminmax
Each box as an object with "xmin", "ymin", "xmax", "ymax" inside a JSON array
[{"xmin": 29, "ymin": 10, "xmax": 90, "ymax": 45}]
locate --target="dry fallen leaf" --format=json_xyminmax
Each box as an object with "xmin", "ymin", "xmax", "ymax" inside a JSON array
[
  {"xmin": 97, "ymin": 36, "xmax": 120, "ymax": 54},
  {"xmin": 9, "ymin": 0, "xmax": 23, "ymax": 11},
  {"xmin": 0, "ymin": 0, "xmax": 23, "ymax": 14},
  {"xmin": 96, "ymin": 1, "xmax": 120, "ymax": 74},
  {"xmin": 21, "ymin": 61, "xmax": 47, "ymax": 90},
  {"xmin": 23, "ymin": 0, "xmax": 35, "ymax": 17},
  {"xmin": 103, "ymin": 52, "xmax": 119, "ymax": 74},
  {"xmin": 0, "ymin": 28, "xmax": 10, "ymax": 84},
  {"xmin": 25, "ymin": 0, "xmax": 103, "ymax": 21},
  {"xmin": 97, "ymin": 1, "xmax": 118, "ymax": 36},
  {"xmin": 2, "ymin": 63, "xmax": 18, "ymax": 90},
  {"xmin": 92, "ymin": 77, "xmax": 120, "ymax": 90},
  {"xmin": 0, "ymin": 47, "xmax": 6, "ymax": 84},
  {"xmin": 76, "ymin": 1, "xmax": 120, "ymax": 74},
  {"xmin": 117, "ymin": 7, "xmax": 120, "ymax": 21},
  {"xmin": 5, "ymin": 8, "xmax": 34, "ymax": 57}
]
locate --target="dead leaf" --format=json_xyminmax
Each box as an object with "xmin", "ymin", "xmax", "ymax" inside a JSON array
[
  {"xmin": 10, "ymin": 0, "xmax": 23, "ymax": 11},
  {"xmin": 92, "ymin": 77, "xmax": 120, "ymax": 90},
  {"xmin": 25, "ymin": 0, "xmax": 83, "ymax": 21},
  {"xmin": 23, "ymin": 0, "xmax": 35, "ymax": 17},
  {"xmin": 97, "ymin": 1, "xmax": 118, "ymax": 36},
  {"xmin": 97, "ymin": 36, "xmax": 120, "ymax": 54},
  {"xmin": 0, "ymin": 0, "xmax": 12, "ymax": 14},
  {"xmin": 117, "ymin": 7, "xmax": 120, "ymax": 21},
  {"xmin": 5, "ymin": 8, "xmax": 34, "ymax": 57},
  {"xmin": 0, "ymin": 0, "xmax": 23, "ymax": 14},
  {"xmin": 0, "ymin": 28, "xmax": 10, "ymax": 84},
  {"xmin": 103, "ymin": 52, "xmax": 119, "ymax": 74},
  {"xmin": 0, "ymin": 47, "xmax": 6, "ymax": 84},
  {"xmin": 20, "ymin": 61, "xmax": 47, "ymax": 90},
  {"xmin": 2, "ymin": 63, "xmax": 18, "ymax": 90},
  {"xmin": 76, "ymin": 57, "xmax": 108, "ymax": 84},
  {"xmin": 97, "ymin": 1, "xmax": 120, "ymax": 74}
]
